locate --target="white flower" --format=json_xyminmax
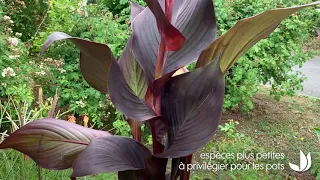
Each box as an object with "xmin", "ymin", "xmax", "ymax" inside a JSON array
[
  {"xmin": 8, "ymin": 54, "xmax": 20, "ymax": 59},
  {"xmin": 9, "ymin": 20, "xmax": 14, "ymax": 24},
  {"xmin": 1, "ymin": 83, "xmax": 7, "ymax": 88},
  {"xmin": 35, "ymin": 71, "xmax": 46, "ymax": 76},
  {"xmin": 3, "ymin": 15, "xmax": 10, "ymax": 21},
  {"xmin": 15, "ymin": 32, "xmax": 22, "ymax": 37},
  {"xmin": 75, "ymin": 100, "xmax": 86, "ymax": 108},
  {"xmin": 1, "ymin": 67, "xmax": 16, "ymax": 77},
  {"xmin": 59, "ymin": 69, "xmax": 66, "ymax": 73},
  {"xmin": 8, "ymin": 37, "xmax": 18, "ymax": 46}
]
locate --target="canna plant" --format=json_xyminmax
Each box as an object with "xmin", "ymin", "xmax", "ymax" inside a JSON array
[{"xmin": 1, "ymin": 0, "xmax": 319, "ymax": 179}]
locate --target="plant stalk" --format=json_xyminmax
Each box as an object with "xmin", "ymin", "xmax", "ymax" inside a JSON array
[{"xmin": 154, "ymin": 39, "xmax": 167, "ymax": 80}]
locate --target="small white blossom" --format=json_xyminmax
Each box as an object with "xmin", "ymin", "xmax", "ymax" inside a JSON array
[
  {"xmin": 9, "ymin": 54, "xmax": 20, "ymax": 59},
  {"xmin": 3, "ymin": 15, "xmax": 10, "ymax": 21},
  {"xmin": 15, "ymin": 32, "xmax": 22, "ymax": 37},
  {"xmin": 1, "ymin": 83, "xmax": 7, "ymax": 88},
  {"xmin": 1, "ymin": 67, "xmax": 16, "ymax": 77},
  {"xmin": 9, "ymin": 20, "xmax": 14, "ymax": 24},
  {"xmin": 75, "ymin": 100, "xmax": 86, "ymax": 108},
  {"xmin": 35, "ymin": 71, "xmax": 46, "ymax": 76},
  {"xmin": 59, "ymin": 69, "xmax": 66, "ymax": 73},
  {"xmin": 8, "ymin": 37, "xmax": 18, "ymax": 46}
]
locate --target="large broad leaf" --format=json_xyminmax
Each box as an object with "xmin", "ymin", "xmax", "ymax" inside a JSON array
[
  {"xmin": 132, "ymin": 0, "xmax": 216, "ymax": 82},
  {"xmin": 157, "ymin": 56, "xmax": 225, "ymax": 158},
  {"xmin": 196, "ymin": 2, "xmax": 320, "ymax": 73},
  {"xmin": 71, "ymin": 136, "xmax": 151, "ymax": 177},
  {"xmin": 41, "ymin": 32, "xmax": 114, "ymax": 93},
  {"xmin": 0, "ymin": 119, "xmax": 109, "ymax": 170},
  {"xmin": 42, "ymin": 32, "xmax": 155, "ymax": 121},
  {"xmin": 130, "ymin": 2, "xmax": 145, "ymax": 23},
  {"xmin": 144, "ymin": 0, "xmax": 185, "ymax": 51},
  {"xmin": 108, "ymin": 57, "xmax": 156, "ymax": 121}
]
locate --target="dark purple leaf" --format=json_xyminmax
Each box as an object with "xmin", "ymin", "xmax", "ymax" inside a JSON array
[
  {"xmin": 157, "ymin": 56, "xmax": 225, "ymax": 158},
  {"xmin": 71, "ymin": 136, "xmax": 151, "ymax": 177},
  {"xmin": 108, "ymin": 58, "xmax": 156, "ymax": 121},
  {"xmin": 130, "ymin": 2, "xmax": 145, "ymax": 23},
  {"xmin": 144, "ymin": 0, "xmax": 185, "ymax": 51},
  {"xmin": 118, "ymin": 170, "xmax": 142, "ymax": 180},
  {"xmin": 132, "ymin": 0, "xmax": 216, "ymax": 82},
  {"xmin": 0, "ymin": 119, "xmax": 110, "ymax": 170},
  {"xmin": 41, "ymin": 32, "xmax": 114, "ymax": 93}
]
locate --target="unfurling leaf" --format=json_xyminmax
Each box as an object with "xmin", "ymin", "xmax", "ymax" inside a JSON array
[
  {"xmin": 71, "ymin": 136, "xmax": 151, "ymax": 177},
  {"xmin": 41, "ymin": 32, "xmax": 114, "ymax": 93},
  {"xmin": 144, "ymin": 0, "xmax": 185, "ymax": 51},
  {"xmin": 132, "ymin": 0, "xmax": 216, "ymax": 82},
  {"xmin": 0, "ymin": 119, "xmax": 110, "ymax": 170},
  {"xmin": 158, "ymin": 56, "xmax": 224, "ymax": 158},
  {"xmin": 196, "ymin": 2, "xmax": 320, "ymax": 73}
]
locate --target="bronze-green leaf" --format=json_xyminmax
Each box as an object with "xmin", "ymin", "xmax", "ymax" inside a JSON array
[
  {"xmin": 196, "ymin": 2, "xmax": 320, "ymax": 73},
  {"xmin": 0, "ymin": 118, "xmax": 110, "ymax": 170}
]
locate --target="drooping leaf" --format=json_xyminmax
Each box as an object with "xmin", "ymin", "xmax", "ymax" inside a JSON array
[
  {"xmin": 71, "ymin": 136, "xmax": 151, "ymax": 177},
  {"xmin": 130, "ymin": 2, "xmax": 145, "ymax": 23},
  {"xmin": 196, "ymin": 2, "xmax": 320, "ymax": 73},
  {"xmin": 157, "ymin": 56, "xmax": 224, "ymax": 158},
  {"xmin": 144, "ymin": 0, "xmax": 185, "ymax": 51},
  {"xmin": 41, "ymin": 32, "xmax": 114, "ymax": 93},
  {"xmin": 42, "ymin": 32, "xmax": 154, "ymax": 121},
  {"xmin": 132, "ymin": 0, "xmax": 216, "ymax": 82},
  {"xmin": 0, "ymin": 119, "xmax": 110, "ymax": 170}
]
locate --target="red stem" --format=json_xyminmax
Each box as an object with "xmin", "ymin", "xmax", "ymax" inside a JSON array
[
  {"xmin": 180, "ymin": 154, "xmax": 192, "ymax": 180},
  {"xmin": 154, "ymin": 39, "xmax": 166, "ymax": 80}
]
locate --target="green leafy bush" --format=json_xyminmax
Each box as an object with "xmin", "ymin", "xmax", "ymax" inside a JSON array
[
  {"xmin": 214, "ymin": 0, "xmax": 320, "ymax": 111},
  {"xmin": 0, "ymin": 5, "xmax": 34, "ymax": 104},
  {"xmin": 30, "ymin": 0, "xmax": 131, "ymax": 127}
]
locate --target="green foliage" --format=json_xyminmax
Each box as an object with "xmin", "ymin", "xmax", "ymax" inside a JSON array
[
  {"xmin": 213, "ymin": 0, "xmax": 320, "ymax": 112},
  {"xmin": 0, "ymin": 5, "xmax": 34, "ymax": 104},
  {"xmin": 3, "ymin": 0, "xmax": 49, "ymax": 41},
  {"xmin": 31, "ymin": 0, "xmax": 130, "ymax": 127},
  {"xmin": 205, "ymin": 120, "xmax": 263, "ymax": 165},
  {"xmin": 0, "ymin": 149, "xmax": 116, "ymax": 179},
  {"xmin": 112, "ymin": 110, "xmax": 131, "ymax": 137},
  {"xmin": 311, "ymin": 128, "xmax": 320, "ymax": 179}
]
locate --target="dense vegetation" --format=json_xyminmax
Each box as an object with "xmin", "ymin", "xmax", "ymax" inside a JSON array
[
  {"xmin": 0, "ymin": 0, "xmax": 319, "ymax": 139},
  {"xmin": 0, "ymin": 0, "xmax": 320, "ymax": 179}
]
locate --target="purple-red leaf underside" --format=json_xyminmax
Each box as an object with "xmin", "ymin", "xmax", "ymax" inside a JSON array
[
  {"xmin": 71, "ymin": 136, "xmax": 151, "ymax": 177},
  {"xmin": 157, "ymin": 56, "xmax": 225, "ymax": 158},
  {"xmin": 144, "ymin": 0, "xmax": 185, "ymax": 51},
  {"xmin": 130, "ymin": 2, "xmax": 145, "ymax": 23},
  {"xmin": 0, "ymin": 119, "xmax": 110, "ymax": 170},
  {"xmin": 42, "ymin": 32, "xmax": 154, "ymax": 122},
  {"xmin": 108, "ymin": 57, "xmax": 156, "ymax": 121},
  {"xmin": 132, "ymin": 0, "xmax": 216, "ymax": 82}
]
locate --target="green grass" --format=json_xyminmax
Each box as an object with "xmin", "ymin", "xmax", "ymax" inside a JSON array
[{"xmin": 0, "ymin": 149, "xmax": 116, "ymax": 180}]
